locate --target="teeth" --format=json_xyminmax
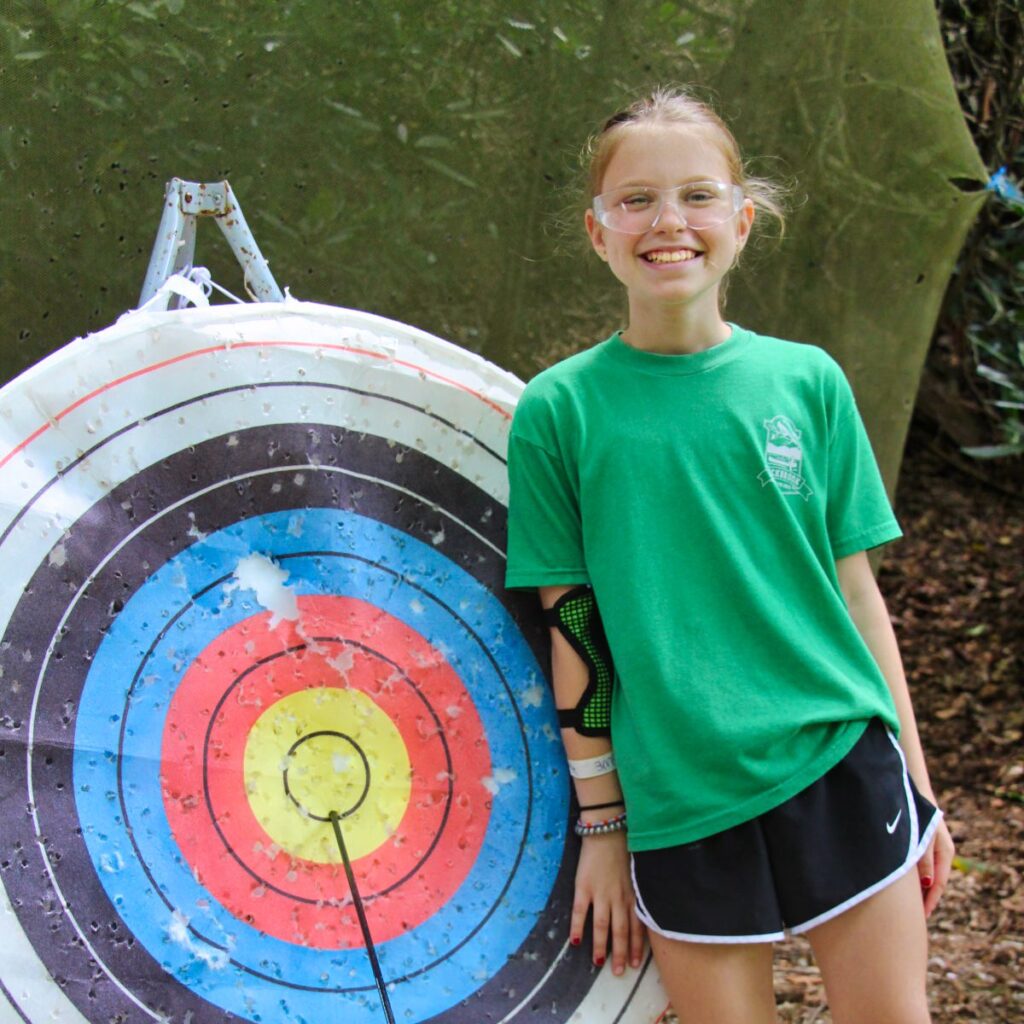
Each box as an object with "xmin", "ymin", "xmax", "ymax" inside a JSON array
[{"xmin": 645, "ymin": 250, "xmax": 697, "ymax": 264}]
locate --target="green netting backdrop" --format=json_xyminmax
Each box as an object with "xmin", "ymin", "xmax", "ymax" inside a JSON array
[{"xmin": 1, "ymin": 0, "xmax": 987, "ymax": 487}]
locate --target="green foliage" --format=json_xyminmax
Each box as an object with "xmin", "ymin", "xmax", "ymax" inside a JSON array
[
  {"xmin": 959, "ymin": 218, "xmax": 1024, "ymax": 458},
  {"xmin": 937, "ymin": 0, "xmax": 1024, "ymax": 459}
]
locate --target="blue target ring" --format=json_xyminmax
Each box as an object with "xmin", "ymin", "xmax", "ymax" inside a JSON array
[{"xmin": 74, "ymin": 505, "xmax": 566, "ymax": 1023}]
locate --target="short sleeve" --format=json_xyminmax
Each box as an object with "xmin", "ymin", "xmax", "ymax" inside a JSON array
[
  {"xmin": 505, "ymin": 432, "xmax": 589, "ymax": 588},
  {"xmin": 826, "ymin": 390, "xmax": 902, "ymax": 559}
]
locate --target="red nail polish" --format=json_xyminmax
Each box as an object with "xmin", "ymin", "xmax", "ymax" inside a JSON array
[
  {"xmin": 595, "ymin": 957, "xmax": 605, "ymax": 967},
  {"xmin": 920, "ymin": 876, "xmax": 933, "ymax": 889},
  {"xmin": 570, "ymin": 937, "xmax": 580, "ymax": 947}
]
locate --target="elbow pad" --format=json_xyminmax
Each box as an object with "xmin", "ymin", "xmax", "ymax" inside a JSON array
[{"xmin": 545, "ymin": 585, "xmax": 614, "ymax": 737}]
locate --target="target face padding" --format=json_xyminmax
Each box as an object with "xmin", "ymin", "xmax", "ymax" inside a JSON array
[{"xmin": 0, "ymin": 301, "xmax": 667, "ymax": 1023}]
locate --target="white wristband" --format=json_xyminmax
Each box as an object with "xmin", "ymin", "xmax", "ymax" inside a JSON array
[{"xmin": 567, "ymin": 752, "xmax": 616, "ymax": 779}]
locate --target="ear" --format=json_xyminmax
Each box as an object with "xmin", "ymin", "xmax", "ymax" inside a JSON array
[
  {"xmin": 585, "ymin": 208, "xmax": 609, "ymax": 261},
  {"xmin": 735, "ymin": 198, "xmax": 755, "ymax": 251}
]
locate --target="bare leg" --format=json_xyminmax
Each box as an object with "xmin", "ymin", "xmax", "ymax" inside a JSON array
[
  {"xmin": 806, "ymin": 869, "xmax": 931, "ymax": 1024},
  {"xmin": 648, "ymin": 931, "xmax": 776, "ymax": 1024}
]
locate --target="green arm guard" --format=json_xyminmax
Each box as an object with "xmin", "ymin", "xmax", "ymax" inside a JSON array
[{"xmin": 544, "ymin": 585, "xmax": 614, "ymax": 737}]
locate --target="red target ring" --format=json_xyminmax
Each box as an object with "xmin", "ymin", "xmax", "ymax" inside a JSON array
[{"xmin": 162, "ymin": 594, "xmax": 492, "ymax": 947}]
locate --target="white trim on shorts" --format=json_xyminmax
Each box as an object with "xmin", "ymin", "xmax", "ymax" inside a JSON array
[
  {"xmin": 787, "ymin": 727, "xmax": 942, "ymax": 935},
  {"xmin": 630, "ymin": 857, "xmax": 787, "ymax": 944},
  {"xmin": 631, "ymin": 726, "xmax": 942, "ymax": 944}
]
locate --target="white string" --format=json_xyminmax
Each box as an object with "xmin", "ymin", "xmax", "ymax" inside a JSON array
[
  {"xmin": 134, "ymin": 273, "xmax": 210, "ymax": 312},
  {"xmin": 187, "ymin": 266, "xmax": 247, "ymax": 305}
]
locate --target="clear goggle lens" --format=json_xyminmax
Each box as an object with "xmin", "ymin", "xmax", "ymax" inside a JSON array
[{"xmin": 592, "ymin": 181, "xmax": 744, "ymax": 234}]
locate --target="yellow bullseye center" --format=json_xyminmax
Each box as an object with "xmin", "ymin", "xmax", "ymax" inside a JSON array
[
  {"xmin": 286, "ymin": 731, "xmax": 370, "ymax": 817},
  {"xmin": 244, "ymin": 687, "xmax": 411, "ymax": 863}
]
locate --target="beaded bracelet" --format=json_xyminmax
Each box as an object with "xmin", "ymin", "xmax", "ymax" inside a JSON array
[{"xmin": 573, "ymin": 812, "xmax": 627, "ymax": 837}]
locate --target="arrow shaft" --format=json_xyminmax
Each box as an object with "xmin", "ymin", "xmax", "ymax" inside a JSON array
[{"xmin": 329, "ymin": 811, "xmax": 396, "ymax": 1024}]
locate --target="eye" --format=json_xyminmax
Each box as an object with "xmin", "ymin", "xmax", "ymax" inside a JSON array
[
  {"xmin": 620, "ymin": 190, "xmax": 655, "ymax": 210},
  {"xmin": 684, "ymin": 183, "xmax": 724, "ymax": 204}
]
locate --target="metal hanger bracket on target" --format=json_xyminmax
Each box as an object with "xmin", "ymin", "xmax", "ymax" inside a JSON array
[{"xmin": 139, "ymin": 178, "xmax": 284, "ymax": 308}]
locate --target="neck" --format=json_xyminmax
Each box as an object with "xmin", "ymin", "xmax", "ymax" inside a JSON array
[{"xmin": 620, "ymin": 298, "xmax": 731, "ymax": 355}]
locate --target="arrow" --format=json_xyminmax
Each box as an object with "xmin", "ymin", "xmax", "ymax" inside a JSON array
[{"xmin": 329, "ymin": 810, "xmax": 397, "ymax": 1024}]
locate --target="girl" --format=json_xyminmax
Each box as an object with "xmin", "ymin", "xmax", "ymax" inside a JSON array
[{"xmin": 505, "ymin": 87, "xmax": 954, "ymax": 1024}]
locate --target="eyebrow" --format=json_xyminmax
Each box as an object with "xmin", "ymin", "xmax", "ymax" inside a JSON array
[{"xmin": 604, "ymin": 178, "xmax": 726, "ymax": 189}]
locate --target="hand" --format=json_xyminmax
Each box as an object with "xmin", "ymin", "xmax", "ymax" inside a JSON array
[
  {"xmin": 570, "ymin": 830, "xmax": 645, "ymax": 975},
  {"xmin": 918, "ymin": 815, "xmax": 954, "ymax": 917}
]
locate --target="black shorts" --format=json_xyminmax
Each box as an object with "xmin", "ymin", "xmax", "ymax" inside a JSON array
[{"xmin": 630, "ymin": 719, "xmax": 941, "ymax": 943}]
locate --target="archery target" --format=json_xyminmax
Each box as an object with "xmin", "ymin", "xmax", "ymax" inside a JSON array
[{"xmin": 0, "ymin": 301, "xmax": 668, "ymax": 1024}]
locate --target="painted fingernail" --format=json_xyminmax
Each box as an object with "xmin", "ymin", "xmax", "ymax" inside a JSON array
[
  {"xmin": 595, "ymin": 957, "xmax": 605, "ymax": 967},
  {"xmin": 920, "ymin": 876, "xmax": 933, "ymax": 889},
  {"xmin": 570, "ymin": 937, "xmax": 580, "ymax": 947}
]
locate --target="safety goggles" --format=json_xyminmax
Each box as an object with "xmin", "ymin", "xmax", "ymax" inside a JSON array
[{"xmin": 592, "ymin": 181, "xmax": 745, "ymax": 234}]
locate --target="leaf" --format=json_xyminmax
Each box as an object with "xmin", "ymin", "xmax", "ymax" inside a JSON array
[
  {"xmin": 495, "ymin": 33, "xmax": 522, "ymax": 58},
  {"xmin": 935, "ymin": 692, "xmax": 970, "ymax": 719},
  {"xmin": 324, "ymin": 100, "xmax": 381, "ymax": 132},
  {"xmin": 1001, "ymin": 892, "xmax": 1024, "ymax": 913},
  {"xmin": 993, "ymin": 786, "xmax": 1024, "ymax": 805},
  {"xmin": 977, "ymin": 363, "xmax": 1017, "ymax": 389},
  {"xmin": 417, "ymin": 156, "xmax": 477, "ymax": 189},
  {"xmin": 961, "ymin": 442, "xmax": 1024, "ymax": 458},
  {"xmin": 127, "ymin": 2, "xmax": 159, "ymax": 21},
  {"xmin": 258, "ymin": 211, "xmax": 301, "ymax": 241},
  {"xmin": 952, "ymin": 855, "xmax": 993, "ymax": 874},
  {"xmin": 413, "ymin": 135, "xmax": 454, "ymax": 150},
  {"xmin": 324, "ymin": 100, "xmax": 366, "ymax": 118},
  {"xmin": 449, "ymin": 108, "xmax": 509, "ymax": 121}
]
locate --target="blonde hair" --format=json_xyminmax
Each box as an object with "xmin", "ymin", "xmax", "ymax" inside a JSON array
[{"xmin": 583, "ymin": 86, "xmax": 786, "ymax": 242}]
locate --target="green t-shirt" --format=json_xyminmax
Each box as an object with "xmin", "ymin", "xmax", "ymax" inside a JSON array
[{"xmin": 505, "ymin": 326, "xmax": 902, "ymax": 850}]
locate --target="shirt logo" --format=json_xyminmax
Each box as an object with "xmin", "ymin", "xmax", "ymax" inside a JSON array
[{"xmin": 759, "ymin": 414, "xmax": 813, "ymax": 500}]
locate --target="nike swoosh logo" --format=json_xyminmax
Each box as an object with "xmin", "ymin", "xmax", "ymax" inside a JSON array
[{"xmin": 886, "ymin": 809, "xmax": 903, "ymax": 834}]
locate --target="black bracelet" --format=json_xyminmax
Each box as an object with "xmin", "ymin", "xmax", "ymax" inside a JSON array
[{"xmin": 577, "ymin": 799, "xmax": 625, "ymax": 812}]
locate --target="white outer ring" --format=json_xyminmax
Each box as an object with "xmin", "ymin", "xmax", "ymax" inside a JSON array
[{"xmin": 0, "ymin": 301, "xmax": 667, "ymax": 1024}]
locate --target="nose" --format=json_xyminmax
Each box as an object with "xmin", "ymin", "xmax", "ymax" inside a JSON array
[{"xmin": 650, "ymin": 192, "xmax": 688, "ymax": 231}]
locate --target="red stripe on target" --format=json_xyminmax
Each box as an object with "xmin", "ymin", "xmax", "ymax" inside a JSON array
[
  {"xmin": 162, "ymin": 595, "xmax": 492, "ymax": 948},
  {"xmin": 0, "ymin": 339, "xmax": 511, "ymax": 470}
]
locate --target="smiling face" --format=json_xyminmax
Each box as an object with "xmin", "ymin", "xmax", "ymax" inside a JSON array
[{"xmin": 585, "ymin": 123, "xmax": 755, "ymax": 343}]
